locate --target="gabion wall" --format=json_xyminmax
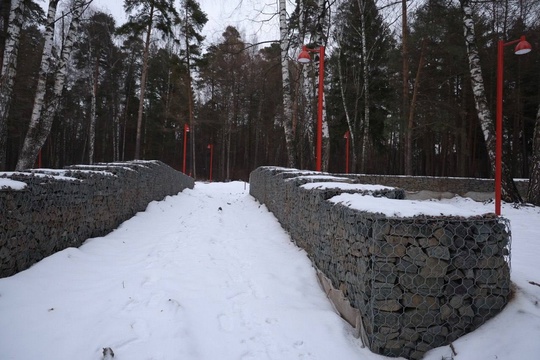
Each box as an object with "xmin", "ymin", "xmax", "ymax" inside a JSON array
[
  {"xmin": 339, "ymin": 173, "xmax": 528, "ymax": 201},
  {"xmin": 249, "ymin": 167, "xmax": 511, "ymax": 359},
  {"xmin": 0, "ymin": 161, "xmax": 194, "ymax": 278}
]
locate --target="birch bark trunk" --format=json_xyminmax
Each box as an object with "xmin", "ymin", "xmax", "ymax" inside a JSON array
[
  {"xmin": 314, "ymin": 0, "xmax": 329, "ymax": 172},
  {"xmin": 17, "ymin": 0, "xmax": 90, "ymax": 170},
  {"xmin": 357, "ymin": 0, "xmax": 370, "ymax": 173},
  {"xmin": 185, "ymin": 2, "xmax": 196, "ymax": 178},
  {"xmin": 0, "ymin": 0, "xmax": 25, "ymax": 169},
  {"xmin": 460, "ymin": 0, "xmax": 522, "ymax": 203},
  {"xmin": 15, "ymin": 0, "xmax": 59, "ymax": 170},
  {"xmin": 279, "ymin": 0, "xmax": 296, "ymax": 167}
]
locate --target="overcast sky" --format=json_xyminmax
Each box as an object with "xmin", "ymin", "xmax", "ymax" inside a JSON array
[{"xmin": 88, "ymin": 0, "xmax": 282, "ymax": 44}]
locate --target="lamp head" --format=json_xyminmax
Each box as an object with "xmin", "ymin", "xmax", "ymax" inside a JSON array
[
  {"xmin": 515, "ymin": 36, "xmax": 532, "ymax": 55},
  {"xmin": 297, "ymin": 49, "xmax": 311, "ymax": 64}
]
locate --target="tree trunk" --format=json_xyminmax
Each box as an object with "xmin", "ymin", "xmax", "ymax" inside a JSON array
[
  {"xmin": 279, "ymin": 0, "xmax": 295, "ymax": 168},
  {"xmin": 134, "ymin": 3, "xmax": 154, "ymax": 160},
  {"xmin": 358, "ymin": 0, "xmax": 369, "ymax": 173},
  {"xmin": 185, "ymin": 2, "xmax": 196, "ymax": 178},
  {"xmin": 89, "ymin": 55, "xmax": 99, "ymax": 164},
  {"xmin": 337, "ymin": 33, "xmax": 357, "ymax": 173},
  {"xmin": 406, "ymin": 39, "xmax": 427, "ymax": 174},
  {"xmin": 315, "ymin": 0, "xmax": 329, "ymax": 172},
  {"xmin": 15, "ymin": 0, "xmax": 59, "ymax": 170},
  {"xmin": 402, "ymin": 0, "xmax": 411, "ymax": 175},
  {"xmin": 460, "ymin": 0, "xmax": 521, "ymax": 204},
  {"xmin": 527, "ymin": 105, "xmax": 540, "ymax": 205},
  {"xmin": 0, "ymin": 0, "xmax": 25, "ymax": 170},
  {"xmin": 17, "ymin": 0, "xmax": 90, "ymax": 170}
]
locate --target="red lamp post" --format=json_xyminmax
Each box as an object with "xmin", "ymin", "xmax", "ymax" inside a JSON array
[
  {"xmin": 298, "ymin": 45, "xmax": 325, "ymax": 172},
  {"xmin": 343, "ymin": 131, "xmax": 350, "ymax": 174},
  {"xmin": 495, "ymin": 36, "xmax": 531, "ymax": 215},
  {"xmin": 182, "ymin": 123, "xmax": 190, "ymax": 174},
  {"xmin": 207, "ymin": 144, "xmax": 214, "ymax": 182}
]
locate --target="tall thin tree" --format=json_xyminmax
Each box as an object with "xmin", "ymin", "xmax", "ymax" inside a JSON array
[
  {"xmin": 279, "ymin": 0, "xmax": 296, "ymax": 168},
  {"xmin": 120, "ymin": 0, "xmax": 180, "ymax": 160},
  {"xmin": 459, "ymin": 0, "xmax": 521, "ymax": 203},
  {"xmin": 0, "ymin": 0, "xmax": 26, "ymax": 169},
  {"xmin": 17, "ymin": 0, "xmax": 90, "ymax": 170}
]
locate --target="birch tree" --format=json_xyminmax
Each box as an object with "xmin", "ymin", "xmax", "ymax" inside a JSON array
[
  {"xmin": 0, "ymin": 0, "xmax": 25, "ymax": 169},
  {"xmin": 357, "ymin": 0, "xmax": 370, "ymax": 172},
  {"xmin": 17, "ymin": 0, "xmax": 91, "ymax": 170},
  {"xmin": 279, "ymin": 0, "xmax": 296, "ymax": 167},
  {"xmin": 459, "ymin": 0, "xmax": 521, "ymax": 203},
  {"xmin": 294, "ymin": 0, "xmax": 330, "ymax": 170}
]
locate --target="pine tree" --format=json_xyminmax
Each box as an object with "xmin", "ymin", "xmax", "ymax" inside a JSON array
[
  {"xmin": 119, "ymin": 0, "xmax": 180, "ymax": 160},
  {"xmin": 180, "ymin": 0, "xmax": 207, "ymax": 177}
]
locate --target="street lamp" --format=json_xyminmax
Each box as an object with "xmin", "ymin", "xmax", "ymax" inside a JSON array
[
  {"xmin": 343, "ymin": 131, "xmax": 350, "ymax": 174},
  {"xmin": 183, "ymin": 123, "xmax": 190, "ymax": 174},
  {"xmin": 298, "ymin": 45, "xmax": 325, "ymax": 172},
  {"xmin": 207, "ymin": 144, "xmax": 214, "ymax": 182},
  {"xmin": 495, "ymin": 35, "xmax": 531, "ymax": 215}
]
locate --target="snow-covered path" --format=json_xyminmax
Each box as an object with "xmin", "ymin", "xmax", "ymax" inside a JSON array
[
  {"xmin": 2, "ymin": 181, "xmax": 540, "ymax": 360},
  {"xmin": 0, "ymin": 182, "xmax": 374, "ymax": 360}
]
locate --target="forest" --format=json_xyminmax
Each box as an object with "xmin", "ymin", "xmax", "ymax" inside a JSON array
[{"xmin": 0, "ymin": 0, "xmax": 539, "ymax": 204}]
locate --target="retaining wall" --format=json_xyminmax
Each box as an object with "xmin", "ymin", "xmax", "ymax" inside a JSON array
[
  {"xmin": 249, "ymin": 167, "xmax": 511, "ymax": 359},
  {"xmin": 337, "ymin": 173, "xmax": 528, "ymax": 201},
  {"xmin": 0, "ymin": 161, "xmax": 194, "ymax": 278}
]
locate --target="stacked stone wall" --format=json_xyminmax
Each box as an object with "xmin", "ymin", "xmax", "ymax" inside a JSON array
[
  {"xmin": 0, "ymin": 161, "xmax": 194, "ymax": 278},
  {"xmin": 249, "ymin": 167, "xmax": 511, "ymax": 359},
  {"xmin": 338, "ymin": 173, "xmax": 528, "ymax": 201}
]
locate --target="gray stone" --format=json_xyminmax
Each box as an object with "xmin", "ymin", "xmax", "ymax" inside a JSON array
[
  {"xmin": 373, "ymin": 311, "xmax": 401, "ymax": 327},
  {"xmin": 401, "ymin": 327, "xmax": 420, "ymax": 341},
  {"xmin": 374, "ymin": 299, "xmax": 402, "ymax": 311},
  {"xmin": 406, "ymin": 246, "xmax": 428, "ymax": 266},
  {"xmin": 458, "ymin": 305, "xmax": 475, "ymax": 317},
  {"xmin": 372, "ymin": 283, "xmax": 403, "ymax": 300},
  {"xmin": 452, "ymin": 251, "xmax": 477, "ymax": 269},
  {"xmin": 440, "ymin": 304, "xmax": 454, "ymax": 320},
  {"xmin": 477, "ymin": 257, "xmax": 506, "ymax": 269},
  {"xmin": 449, "ymin": 295, "xmax": 465, "ymax": 309},
  {"xmin": 426, "ymin": 246, "xmax": 451, "ymax": 260},
  {"xmin": 369, "ymin": 241, "xmax": 406, "ymax": 258},
  {"xmin": 403, "ymin": 310, "xmax": 441, "ymax": 327},
  {"xmin": 418, "ymin": 236, "xmax": 440, "ymax": 248},
  {"xmin": 475, "ymin": 269, "xmax": 499, "ymax": 284},
  {"xmin": 473, "ymin": 295, "xmax": 506, "ymax": 310},
  {"xmin": 402, "ymin": 293, "xmax": 439, "ymax": 310},
  {"xmin": 397, "ymin": 259, "xmax": 419, "ymax": 273},
  {"xmin": 420, "ymin": 257, "xmax": 449, "ymax": 278}
]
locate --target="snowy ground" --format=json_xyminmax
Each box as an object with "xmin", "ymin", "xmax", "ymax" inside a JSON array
[{"xmin": 0, "ymin": 181, "xmax": 539, "ymax": 360}]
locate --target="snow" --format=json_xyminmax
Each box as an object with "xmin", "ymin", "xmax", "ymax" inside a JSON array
[
  {"xmin": 1, "ymin": 171, "xmax": 80, "ymax": 182},
  {"xmin": 0, "ymin": 177, "xmax": 27, "ymax": 190},
  {"xmin": 330, "ymin": 193, "xmax": 489, "ymax": 217},
  {"xmin": 301, "ymin": 182, "xmax": 393, "ymax": 192},
  {"xmin": 1, "ymin": 181, "xmax": 539, "ymax": 360}
]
